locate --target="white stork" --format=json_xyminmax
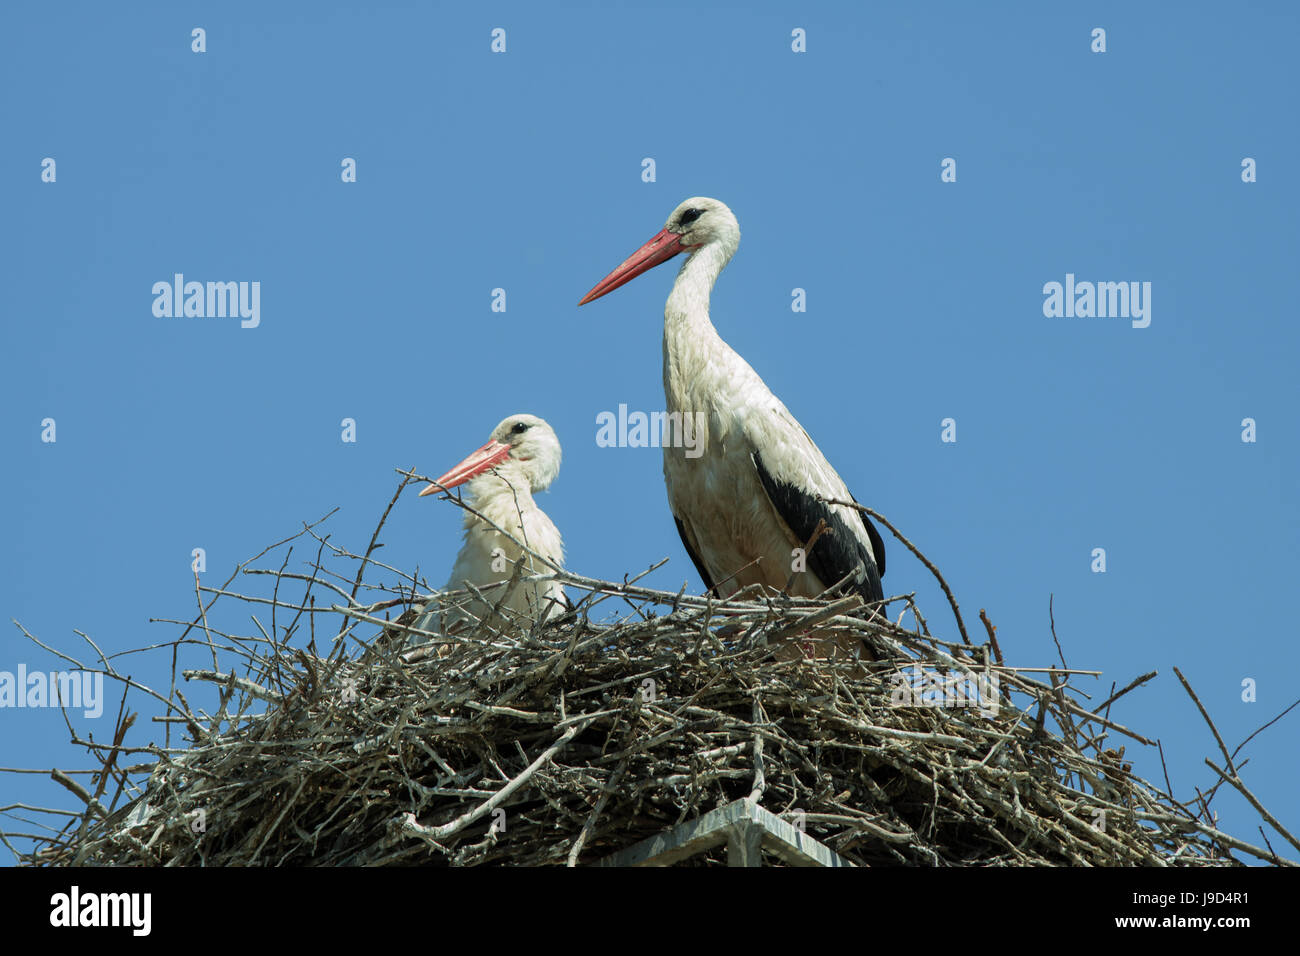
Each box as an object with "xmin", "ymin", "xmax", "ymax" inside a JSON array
[
  {"xmin": 578, "ymin": 198, "xmax": 886, "ymax": 633},
  {"xmin": 411, "ymin": 414, "xmax": 566, "ymax": 642}
]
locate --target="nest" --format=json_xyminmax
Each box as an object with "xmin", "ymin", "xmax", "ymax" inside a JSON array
[{"xmin": 6, "ymin": 490, "xmax": 1296, "ymax": 867}]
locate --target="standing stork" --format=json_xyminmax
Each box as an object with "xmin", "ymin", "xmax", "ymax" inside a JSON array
[
  {"xmin": 579, "ymin": 198, "xmax": 886, "ymax": 634},
  {"xmin": 410, "ymin": 414, "xmax": 566, "ymax": 642}
]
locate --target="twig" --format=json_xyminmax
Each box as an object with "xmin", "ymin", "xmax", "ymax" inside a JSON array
[{"xmin": 824, "ymin": 499, "xmax": 970, "ymax": 646}]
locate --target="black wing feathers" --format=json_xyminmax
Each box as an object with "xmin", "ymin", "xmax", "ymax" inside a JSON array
[
  {"xmin": 752, "ymin": 450, "xmax": 884, "ymax": 605},
  {"xmin": 674, "ymin": 515, "xmax": 719, "ymax": 595},
  {"xmin": 849, "ymin": 492, "xmax": 886, "ymax": 578}
]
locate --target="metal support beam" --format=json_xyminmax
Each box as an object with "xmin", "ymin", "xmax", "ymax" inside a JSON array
[
  {"xmin": 593, "ymin": 798, "xmax": 853, "ymax": 867},
  {"xmin": 727, "ymin": 820, "xmax": 763, "ymax": 866}
]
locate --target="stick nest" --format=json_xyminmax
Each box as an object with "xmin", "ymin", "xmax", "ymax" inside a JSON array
[{"xmin": 7, "ymin": 499, "xmax": 1293, "ymax": 867}]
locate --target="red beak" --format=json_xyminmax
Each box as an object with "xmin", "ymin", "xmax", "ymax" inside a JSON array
[
  {"xmin": 419, "ymin": 439, "xmax": 512, "ymax": 496},
  {"xmin": 578, "ymin": 227, "xmax": 687, "ymax": 305}
]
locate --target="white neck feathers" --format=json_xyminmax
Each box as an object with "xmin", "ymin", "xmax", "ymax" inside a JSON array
[{"xmin": 665, "ymin": 240, "xmax": 733, "ymax": 332}]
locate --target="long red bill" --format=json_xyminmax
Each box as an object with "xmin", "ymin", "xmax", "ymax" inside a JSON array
[
  {"xmin": 578, "ymin": 227, "xmax": 686, "ymax": 305},
  {"xmin": 419, "ymin": 439, "xmax": 512, "ymax": 496}
]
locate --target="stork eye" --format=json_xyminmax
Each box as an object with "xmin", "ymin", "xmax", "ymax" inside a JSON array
[
  {"xmin": 679, "ymin": 208, "xmax": 703, "ymax": 225},
  {"xmin": 511, "ymin": 422, "xmax": 531, "ymax": 435}
]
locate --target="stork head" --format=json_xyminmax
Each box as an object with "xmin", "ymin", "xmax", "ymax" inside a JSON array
[
  {"xmin": 578, "ymin": 197, "xmax": 739, "ymax": 305},
  {"xmin": 419, "ymin": 414, "xmax": 561, "ymax": 497}
]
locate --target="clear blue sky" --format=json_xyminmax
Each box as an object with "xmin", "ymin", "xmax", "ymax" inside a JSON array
[{"xmin": 3, "ymin": 1, "xmax": 1297, "ymax": 862}]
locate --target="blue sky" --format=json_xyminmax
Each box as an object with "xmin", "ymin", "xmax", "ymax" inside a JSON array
[{"xmin": 2, "ymin": 1, "xmax": 1297, "ymax": 862}]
